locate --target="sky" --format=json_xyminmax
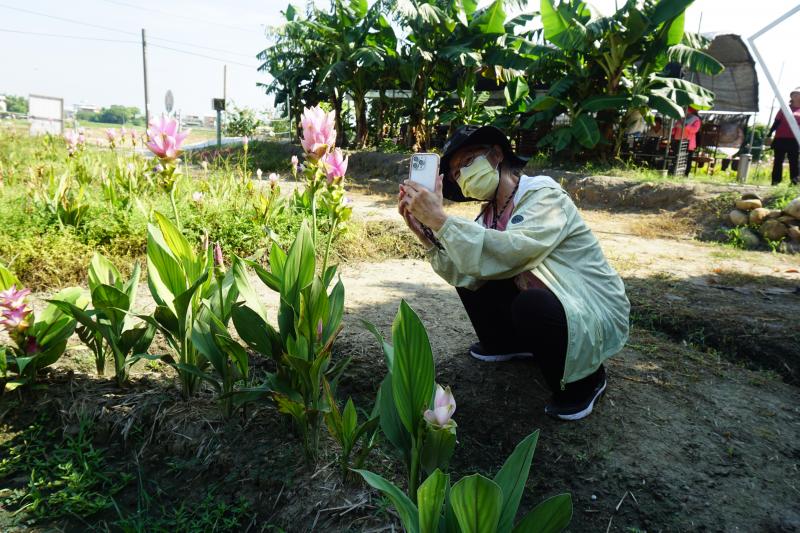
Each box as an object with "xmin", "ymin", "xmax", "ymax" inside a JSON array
[{"xmin": 1, "ymin": 0, "xmax": 798, "ymax": 123}]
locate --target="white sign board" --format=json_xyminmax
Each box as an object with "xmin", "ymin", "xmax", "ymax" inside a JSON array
[{"xmin": 28, "ymin": 94, "xmax": 63, "ymax": 136}]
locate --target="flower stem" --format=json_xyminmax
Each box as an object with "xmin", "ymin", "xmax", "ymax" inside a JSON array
[
  {"xmin": 409, "ymin": 440, "xmax": 420, "ymax": 503},
  {"xmin": 169, "ymin": 187, "xmax": 181, "ymax": 231},
  {"xmin": 321, "ymin": 219, "xmax": 337, "ymax": 280}
]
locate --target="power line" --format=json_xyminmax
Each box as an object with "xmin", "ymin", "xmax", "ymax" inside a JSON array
[
  {"xmin": 0, "ymin": 3, "xmax": 256, "ymax": 60},
  {"xmin": 0, "ymin": 28, "xmax": 136, "ymax": 44},
  {"xmin": 99, "ymin": 0, "xmax": 260, "ymax": 34},
  {"xmin": 0, "ymin": 27, "xmax": 256, "ymax": 69},
  {"xmin": 148, "ymin": 43, "xmax": 255, "ymax": 68}
]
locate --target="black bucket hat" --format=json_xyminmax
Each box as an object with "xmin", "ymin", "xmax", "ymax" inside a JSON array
[{"xmin": 440, "ymin": 125, "xmax": 529, "ymax": 202}]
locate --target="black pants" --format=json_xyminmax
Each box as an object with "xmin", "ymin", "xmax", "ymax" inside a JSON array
[
  {"xmin": 772, "ymin": 138, "xmax": 799, "ymax": 185},
  {"xmin": 456, "ymin": 279, "xmax": 603, "ymax": 398},
  {"xmin": 684, "ymin": 150, "xmax": 694, "ymax": 176}
]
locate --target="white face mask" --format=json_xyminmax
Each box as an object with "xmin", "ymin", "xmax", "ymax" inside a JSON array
[{"xmin": 457, "ymin": 155, "xmax": 499, "ymax": 200}]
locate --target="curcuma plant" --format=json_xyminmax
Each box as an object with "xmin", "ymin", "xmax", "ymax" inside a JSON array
[
  {"xmin": 323, "ymin": 378, "xmax": 380, "ymax": 479},
  {"xmin": 231, "ymin": 220, "xmax": 347, "ymax": 462},
  {"xmin": 142, "ymin": 212, "xmax": 239, "ymax": 401},
  {"xmin": 356, "ymin": 431, "xmax": 573, "ymax": 533},
  {"xmin": 364, "ymin": 300, "xmax": 457, "ymax": 502},
  {"xmin": 49, "ymin": 253, "xmax": 155, "ymax": 386},
  {"xmin": 0, "ymin": 264, "xmax": 85, "ymax": 392}
]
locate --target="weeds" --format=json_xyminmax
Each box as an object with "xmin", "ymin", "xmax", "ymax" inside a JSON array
[{"xmin": 0, "ymin": 416, "xmax": 132, "ymax": 522}]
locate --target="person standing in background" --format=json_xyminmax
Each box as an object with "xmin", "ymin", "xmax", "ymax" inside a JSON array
[
  {"xmin": 672, "ymin": 107, "xmax": 702, "ymax": 176},
  {"xmin": 767, "ymin": 88, "xmax": 800, "ymax": 186}
]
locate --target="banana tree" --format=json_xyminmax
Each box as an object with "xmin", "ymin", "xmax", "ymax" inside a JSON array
[
  {"xmin": 314, "ymin": 0, "xmax": 398, "ymax": 148},
  {"xmin": 356, "ymin": 431, "xmax": 573, "ymax": 533},
  {"xmin": 527, "ymin": 0, "xmax": 723, "ymax": 157}
]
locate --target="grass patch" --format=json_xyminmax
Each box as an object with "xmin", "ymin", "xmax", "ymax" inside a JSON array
[{"xmin": 0, "ymin": 416, "xmax": 132, "ymax": 525}]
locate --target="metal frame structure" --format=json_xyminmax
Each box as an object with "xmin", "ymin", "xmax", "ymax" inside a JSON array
[{"xmin": 748, "ymin": 5, "xmax": 800, "ymax": 145}]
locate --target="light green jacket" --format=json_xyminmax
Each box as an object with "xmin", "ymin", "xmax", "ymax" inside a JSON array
[{"xmin": 427, "ymin": 175, "xmax": 630, "ymax": 387}]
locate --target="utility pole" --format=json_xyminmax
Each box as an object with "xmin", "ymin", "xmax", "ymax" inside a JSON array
[{"xmin": 141, "ymin": 29, "xmax": 150, "ymax": 131}]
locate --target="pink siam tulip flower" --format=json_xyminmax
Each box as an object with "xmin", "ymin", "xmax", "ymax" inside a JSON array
[
  {"xmin": 120, "ymin": 126, "xmax": 127, "ymax": 138},
  {"xmin": 256, "ymin": 168, "xmax": 263, "ymax": 180},
  {"xmin": 268, "ymin": 173, "xmax": 279, "ymax": 188},
  {"xmin": 291, "ymin": 155, "xmax": 299, "ymax": 172},
  {"xmin": 192, "ymin": 191, "xmax": 204, "ymax": 203},
  {"xmin": 146, "ymin": 116, "xmax": 190, "ymax": 161},
  {"xmin": 321, "ymin": 148, "xmax": 348, "ymax": 184},
  {"xmin": 0, "ymin": 286, "xmax": 32, "ymax": 332},
  {"xmin": 424, "ymin": 384, "xmax": 457, "ymax": 428},
  {"xmin": 105, "ymin": 128, "xmax": 117, "ymax": 142},
  {"xmin": 0, "ymin": 306, "xmax": 31, "ymax": 331},
  {"xmin": 300, "ymin": 105, "xmax": 336, "ymax": 157},
  {"xmin": 64, "ymin": 130, "xmax": 80, "ymax": 154},
  {"xmin": 242, "ymin": 136, "xmax": 249, "ymax": 148},
  {"xmin": 0, "ymin": 286, "xmax": 31, "ymax": 309}
]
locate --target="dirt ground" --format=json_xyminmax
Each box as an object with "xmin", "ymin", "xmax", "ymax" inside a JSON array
[{"xmin": 2, "ymin": 180, "xmax": 800, "ymax": 532}]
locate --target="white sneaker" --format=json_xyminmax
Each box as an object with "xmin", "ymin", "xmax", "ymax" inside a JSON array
[{"xmin": 469, "ymin": 342, "xmax": 534, "ymax": 363}]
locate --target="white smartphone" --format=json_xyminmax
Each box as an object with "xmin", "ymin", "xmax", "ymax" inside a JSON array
[{"xmin": 408, "ymin": 153, "xmax": 440, "ymax": 191}]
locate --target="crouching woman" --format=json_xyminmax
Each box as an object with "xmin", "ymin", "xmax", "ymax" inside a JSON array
[{"xmin": 398, "ymin": 125, "xmax": 630, "ymax": 421}]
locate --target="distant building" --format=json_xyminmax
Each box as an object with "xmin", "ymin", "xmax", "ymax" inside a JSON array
[
  {"xmin": 182, "ymin": 114, "xmax": 203, "ymax": 127},
  {"xmin": 0, "ymin": 95, "xmax": 6, "ymax": 113},
  {"xmin": 74, "ymin": 103, "xmax": 102, "ymax": 114},
  {"xmin": 203, "ymin": 115, "xmax": 216, "ymax": 128}
]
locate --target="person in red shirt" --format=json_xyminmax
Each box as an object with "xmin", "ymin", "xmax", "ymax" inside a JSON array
[
  {"xmin": 768, "ymin": 87, "xmax": 800, "ymax": 185},
  {"xmin": 672, "ymin": 106, "xmax": 702, "ymax": 176}
]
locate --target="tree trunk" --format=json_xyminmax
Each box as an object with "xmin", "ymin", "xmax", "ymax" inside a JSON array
[
  {"xmin": 332, "ymin": 90, "xmax": 348, "ymax": 149},
  {"xmin": 375, "ymin": 89, "xmax": 386, "ymax": 145},
  {"xmin": 405, "ymin": 73, "xmax": 427, "ymax": 151},
  {"xmin": 354, "ymin": 92, "xmax": 368, "ymax": 149}
]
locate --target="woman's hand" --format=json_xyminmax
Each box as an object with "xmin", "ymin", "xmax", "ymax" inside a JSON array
[{"xmin": 399, "ymin": 174, "xmax": 448, "ymax": 231}]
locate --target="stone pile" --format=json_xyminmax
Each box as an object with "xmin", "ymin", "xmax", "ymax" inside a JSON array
[{"xmin": 727, "ymin": 194, "xmax": 800, "ymax": 253}]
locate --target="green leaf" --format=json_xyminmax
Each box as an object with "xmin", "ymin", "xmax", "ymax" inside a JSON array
[
  {"xmin": 0, "ymin": 263, "xmax": 20, "ymax": 290},
  {"xmin": 648, "ymin": 94, "xmax": 684, "ymax": 120},
  {"xmin": 650, "ymin": 0, "xmax": 693, "ymax": 28},
  {"xmin": 361, "ymin": 319, "xmax": 394, "ymax": 368},
  {"xmin": 355, "ymin": 470, "xmax": 420, "ymax": 533},
  {"xmin": 571, "ymin": 114, "xmax": 601, "ymax": 148},
  {"xmin": 232, "ymin": 257, "xmax": 267, "ymax": 321},
  {"xmin": 391, "ymin": 300, "xmax": 435, "ymax": 436},
  {"xmin": 667, "ymin": 44, "xmax": 724, "ymax": 76},
  {"xmin": 530, "ymin": 96, "xmax": 558, "ymax": 111},
  {"xmin": 504, "ymin": 78, "xmax": 529, "ymax": 106},
  {"xmin": 450, "ymin": 474, "xmax": 504, "ymax": 533},
  {"xmin": 581, "ymin": 95, "xmax": 629, "ymax": 112},
  {"xmin": 231, "ymin": 304, "xmax": 280, "ymax": 360},
  {"xmin": 377, "ymin": 374, "xmax": 411, "ymax": 459},
  {"xmin": 88, "ymin": 253, "xmax": 121, "ymax": 291},
  {"xmin": 91, "ymin": 284, "xmax": 130, "ymax": 327},
  {"xmin": 421, "ymin": 424, "xmax": 457, "ymax": 476},
  {"xmin": 418, "ymin": 470, "xmax": 449, "ymax": 533},
  {"xmin": 552, "ymin": 128, "xmax": 572, "ymax": 152},
  {"xmin": 154, "ymin": 212, "xmax": 201, "ymax": 280},
  {"xmin": 511, "ymin": 494, "xmax": 572, "ymax": 533},
  {"xmin": 282, "ymin": 221, "xmax": 315, "ymax": 309},
  {"xmin": 494, "ymin": 431, "xmax": 540, "ymax": 533},
  {"xmin": 473, "ymin": 0, "xmax": 506, "ymax": 35},
  {"xmin": 666, "ymin": 11, "xmax": 685, "ymax": 46}
]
